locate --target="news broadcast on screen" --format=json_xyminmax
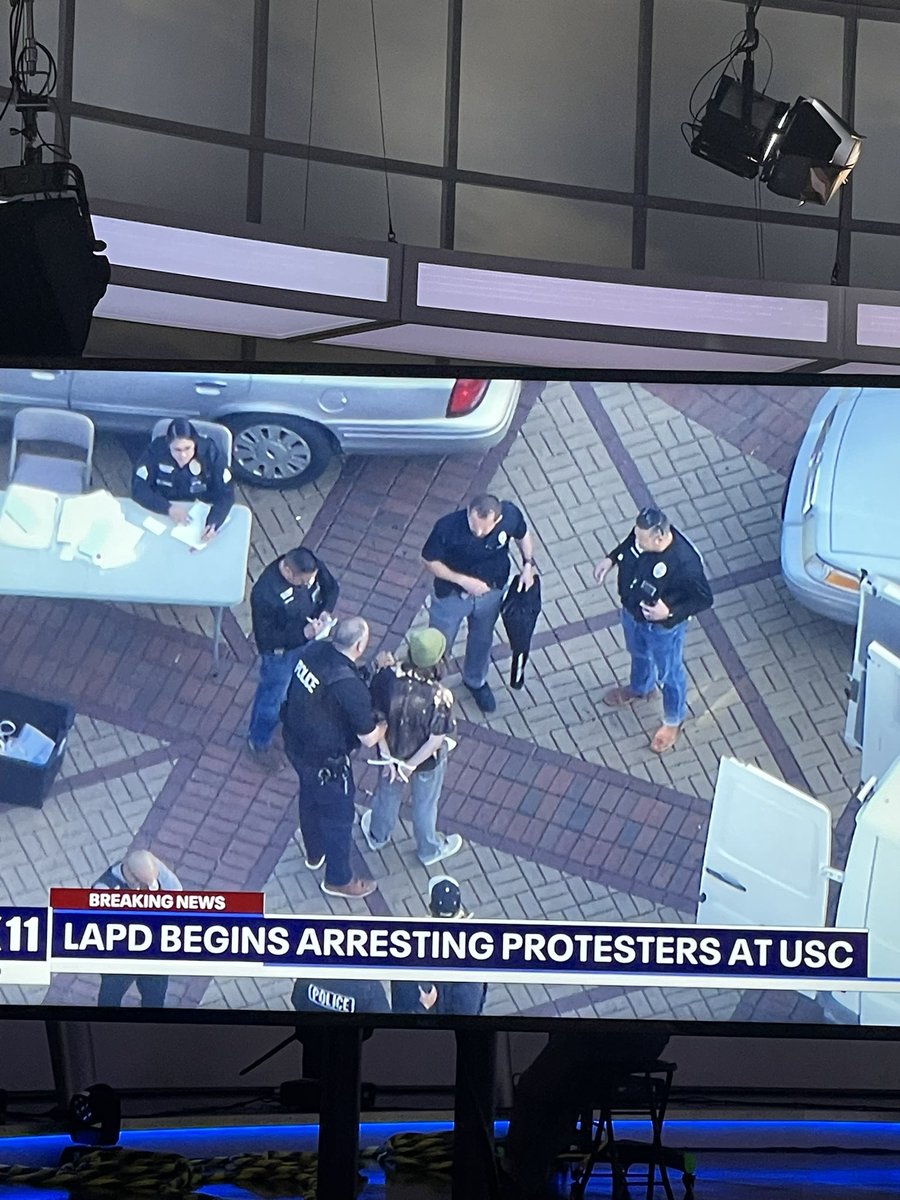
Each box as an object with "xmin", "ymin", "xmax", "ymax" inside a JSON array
[{"xmin": 0, "ymin": 364, "xmax": 897, "ymax": 1028}]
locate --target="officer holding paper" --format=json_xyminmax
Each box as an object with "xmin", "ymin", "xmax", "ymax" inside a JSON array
[
  {"xmin": 247, "ymin": 546, "xmax": 340, "ymax": 772},
  {"xmin": 132, "ymin": 418, "xmax": 234, "ymax": 542}
]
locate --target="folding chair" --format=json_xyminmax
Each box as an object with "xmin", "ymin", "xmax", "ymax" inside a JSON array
[
  {"xmin": 9, "ymin": 407, "xmax": 95, "ymax": 494},
  {"xmin": 151, "ymin": 417, "xmax": 233, "ymax": 467},
  {"xmin": 568, "ymin": 1060, "xmax": 696, "ymax": 1200}
]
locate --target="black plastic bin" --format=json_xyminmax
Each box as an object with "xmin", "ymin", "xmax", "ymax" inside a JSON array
[{"xmin": 0, "ymin": 688, "xmax": 75, "ymax": 808}]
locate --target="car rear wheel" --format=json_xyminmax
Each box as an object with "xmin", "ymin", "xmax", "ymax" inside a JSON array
[{"xmin": 225, "ymin": 414, "xmax": 335, "ymax": 489}]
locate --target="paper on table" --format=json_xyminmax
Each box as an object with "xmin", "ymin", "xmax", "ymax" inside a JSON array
[
  {"xmin": 142, "ymin": 515, "xmax": 167, "ymax": 535},
  {"xmin": 0, "ymin": 484, "xmax": 60, "ymax": 550},
  {"xmin": 170, "ymin": 502, "xmax": 213, "ymax": 551},
  {"xmin": 78, "ymin": 518, "xmax": 144, "ymax": 569},
  {"xmin": 57, "ymin": 490, "xmax": 120, "ymax": 545}
]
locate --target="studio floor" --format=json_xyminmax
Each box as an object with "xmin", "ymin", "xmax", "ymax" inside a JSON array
[{"xmin": 1, "ymin": 1117, "xmax": 899, "ymax": 1199}]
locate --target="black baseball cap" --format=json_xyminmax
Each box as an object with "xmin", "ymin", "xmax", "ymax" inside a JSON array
[
  {"xmin": 636, "ymin": 505, "xmax": 667, "ymax": 530},
  {"xmin": 428, "ymin": 875, "xmax": 462, "ymax": 918}
]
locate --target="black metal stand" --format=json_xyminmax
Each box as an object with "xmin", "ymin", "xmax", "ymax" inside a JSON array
[
  {"xmin": 452, "ymin": 1028, "xmax": 498, "ymax": 1200},
  {"xmin": 45, "ymin": 1021, "xmax": 97, "ymax": 1112},
  {"xmin": 317, "ymin": 1026, "xmax": 363, "ymax": 1200}
]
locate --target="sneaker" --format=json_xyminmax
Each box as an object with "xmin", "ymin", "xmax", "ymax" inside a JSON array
[
  {"xmin": 466, "ymin": 682, "xmax": 496, "ymax": 714},
  {"xmin": 292, "ymin": 829, "xmax": 325, "ymax": 870},
  {"xmin": 321, "ymin": 877, "xmax": 378, "ymax": 899},
  {"xmin": 359, "ymin": 808, "xmax": 387, "ymax": 853},
  {"xmin": 420, "ymin": 833, "xmax": 463, "ymax": 867}
]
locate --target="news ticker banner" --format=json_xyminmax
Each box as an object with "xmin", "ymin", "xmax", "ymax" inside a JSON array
[{"xmin": 0, "ymin": 889, "xmax": 892, "ymax": 994}]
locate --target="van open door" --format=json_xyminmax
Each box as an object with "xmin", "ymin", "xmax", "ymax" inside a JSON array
[
  {"xmin": 698, "ymin": 757, "xmax": 835, "ymax": 927},
  {"xmin": 831, "ymin": 754, "xmax": 900, "ymax": 1025},
  {"xmin": 845, "ymin": 576, "xmax": 900, "ymax": 783}
]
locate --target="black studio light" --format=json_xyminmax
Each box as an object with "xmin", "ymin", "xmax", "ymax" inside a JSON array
[
  {"xmin": 0, "ymin": 1, "xmax": 110, "ymax": 355},
  {"xmin": 690, "ymin": 75, "xmax": 789, "ymax": 180},
  {"xmin": 760, "ymin": 96, "xmax": 864, "ymax": 207},
  {"xmin": 689, "ymin": 3, "xmax": 862, "ymax": 206}
]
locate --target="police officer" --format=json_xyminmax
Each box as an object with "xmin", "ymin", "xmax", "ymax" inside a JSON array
[
  {"xmin": 132, "ymin": 418, "xmax": 234, "ymax": 541},
  {"xmin": 422, "ymin": 493, "xmax": 537, "ymax": 714},
  {"xmin": 593, "ymin": 505, "xmax": 713, "ymax": 755},
  {"xmin": 291, "ymin": 977, "xmax": 390, "ymax": 1015},
  {"xmin": 281, "ymin": 616, "xmax": 387, "ymax": 900},
  {"xmin": 247, "ymin": 546, "xmax": 340, "ymax": 771},
  {"xmin": 390, "ymin": 877, "xmax": 487, "ymax": 1016},
  {"xmin": 93, "ymin": 850, "xmax": 182, "ymax": 1009}
]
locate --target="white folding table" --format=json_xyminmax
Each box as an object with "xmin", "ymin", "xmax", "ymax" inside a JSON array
[{"xmin": 0, "ymin": 493, "xmax": 252, "ymax": 669}]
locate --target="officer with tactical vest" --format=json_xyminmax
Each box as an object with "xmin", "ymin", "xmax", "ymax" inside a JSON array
[{"xmin": 281, "ymin": 616, "xmax": 387, "ymax": 899}]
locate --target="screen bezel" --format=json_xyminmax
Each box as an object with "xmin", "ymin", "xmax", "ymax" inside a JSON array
[{"xmin": 0, "ymin": 357, "xmax": 896, "ymax": 1042}]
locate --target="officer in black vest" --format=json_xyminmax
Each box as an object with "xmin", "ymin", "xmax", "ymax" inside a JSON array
[
  {"xmin": 281, "ymin": 616, "xmax": 386, "ymax": 900},
  {"xmin": 291, "ymin": 977, "xmax": 390, "ymax": 1015}
]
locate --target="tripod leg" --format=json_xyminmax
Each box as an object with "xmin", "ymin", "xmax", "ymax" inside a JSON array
[
  {"xmin": 316, "ymin": 1026, "xmax": 363, "ymax": 1200},
  {"xmin": 238, "ymin": 1031, "xmax": 299, "ymax": 1076},
  {"xmin": 452, "ymin": 1029, "xmax": 497, "ymax": 1200}
]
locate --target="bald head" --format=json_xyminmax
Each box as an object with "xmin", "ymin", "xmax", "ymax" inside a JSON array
[
  {"xmin": 122, "ymin": 850, "xmax": 162, "ymax": 889},
  {"xmin": 333, "ymin": 616, "xmax": 370, "ymax": 659}
]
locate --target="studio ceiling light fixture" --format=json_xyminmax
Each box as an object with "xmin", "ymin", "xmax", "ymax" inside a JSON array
[{"xmin": 687, "ymin": 2, "xmax": 863, "ymax": 206}]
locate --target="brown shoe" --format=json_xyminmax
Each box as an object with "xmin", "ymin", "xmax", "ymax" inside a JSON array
[
  {"xmin": 321, "ymin": 877, "xmax": 378, "ymax": 899},
  {"xmin": 650, "ymin": 724, "xmax": 681, "ymax": 754},
  {"xmin": 603, "ymin": 684, "xmax": 657, "ymax": 707}
]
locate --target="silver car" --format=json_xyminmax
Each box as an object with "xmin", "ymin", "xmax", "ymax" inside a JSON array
[
  {"xmin": 0, "ymin": 369, "xmax": 521, "ymax": 490},
  {"xmin": 781, "ymin": 385, "xmax": 898, "ymax": 624}
]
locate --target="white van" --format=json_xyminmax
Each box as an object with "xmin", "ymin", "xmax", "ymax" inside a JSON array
[{"xmin": 698, "ymin": 576, "xmax": 900, "ymax": 1025}]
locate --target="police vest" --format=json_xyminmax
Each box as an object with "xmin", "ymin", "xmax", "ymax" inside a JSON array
[{"xmin": 282, "ymin": 644, "xmax": 361, "ymax": 763}]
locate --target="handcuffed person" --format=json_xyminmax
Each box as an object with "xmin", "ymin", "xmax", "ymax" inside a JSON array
[
  {"xmin": 247, "ymin": 545, "xmax": 339, "ymax": 772},
  {"xmin": 361, "ymin": 627, "xmax": 462, "ymax": 868},
  {"xmin": 281, "ymin": 617, "xmax": 387, "ymax": 900},
  {"xmin": 422, "ymin": 493, "xmax": 536, "ymax": 714},
  {"xmin": 594, "ymin": 505, "xmax": 712, "ymax": 754}
]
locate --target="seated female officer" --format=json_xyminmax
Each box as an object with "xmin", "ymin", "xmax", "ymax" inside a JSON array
[{"xmin": 132, "ymin": 418, "xmax": 235, "ymax": 542}]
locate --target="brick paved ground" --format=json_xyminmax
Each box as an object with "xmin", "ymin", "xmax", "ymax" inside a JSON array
[{"xmin": 0, "ymin": 376, "xmax": 864, "ymax": 1023}]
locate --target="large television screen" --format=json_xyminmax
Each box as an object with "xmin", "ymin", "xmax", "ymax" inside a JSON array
[{"xmin": 0, "ymin": 364, "xmax": 896, "ymax": 1031}]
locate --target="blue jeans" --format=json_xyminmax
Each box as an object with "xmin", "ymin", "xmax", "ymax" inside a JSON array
[
  {"xmin": 429, "ymin": 587, "xmax": 504, "ymax": 689},
  {"xmin": 621, "ymin": 608, "xmax": 689, "ymax": 726},
  {"xmin": 98, "ymin": 973, "xmax": 168, "ymax": 1008},
  {"xmin": 248, "ymin": 648, "xmax": 304, "ymax": 749},
  {"xmin": 369, "ymin": 752, "xmax": 447, "ymax": 864}
]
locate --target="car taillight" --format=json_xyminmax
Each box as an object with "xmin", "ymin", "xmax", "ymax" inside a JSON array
[{"xmin": 446, "ymin": 379, "xmax": 489, "ymax": 417}]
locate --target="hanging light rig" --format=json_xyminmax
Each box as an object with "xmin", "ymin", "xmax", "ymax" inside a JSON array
[
  {"xmin": 689, "ymin": 1, "xmax": 863, "ymax": 206},
  {"xmin": 0, "ymin": 0, "xmax": 110, "ymax": 354}
]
